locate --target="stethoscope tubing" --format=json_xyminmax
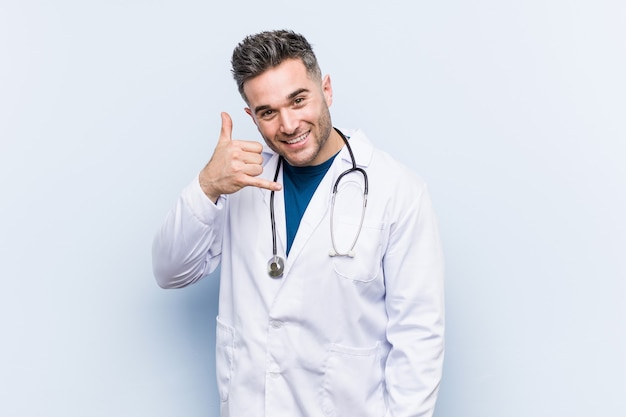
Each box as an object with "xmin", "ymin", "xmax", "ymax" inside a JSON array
[{"xmin": 267, "ymin": 128, "xmax": 368, "ymax": 277}]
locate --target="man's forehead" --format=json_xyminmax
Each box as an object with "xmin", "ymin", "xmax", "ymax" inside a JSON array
[{"xmin": 243, "ymin": 60, "xmax": 318, "ymax": 106}]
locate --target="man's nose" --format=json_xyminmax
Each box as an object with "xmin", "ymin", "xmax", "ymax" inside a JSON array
[{"xmin": 279, "ymin": 109, "xmax": 298, "ymax": 135}]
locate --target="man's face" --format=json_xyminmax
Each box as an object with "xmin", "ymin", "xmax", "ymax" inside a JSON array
[{"xmin": 244, "ymin": 58, "xmax": 339, "ymax": 167}]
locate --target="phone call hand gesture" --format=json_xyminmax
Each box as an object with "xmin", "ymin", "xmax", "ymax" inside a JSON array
[{"xmin": 199, "ymin": 112, "xmax": 282, "ymax": 203}]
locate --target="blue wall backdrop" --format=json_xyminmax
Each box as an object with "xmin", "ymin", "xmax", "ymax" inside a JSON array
[{"xmin": 1, "ymin": 1, "xmax": 624, "ymax": 416}]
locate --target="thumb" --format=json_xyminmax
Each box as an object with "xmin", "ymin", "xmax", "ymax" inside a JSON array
[{"xmin": 219, "ymin": 112, "xmax": 233, "ymax": 142}]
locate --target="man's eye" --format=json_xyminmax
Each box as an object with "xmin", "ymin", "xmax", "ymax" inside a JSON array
[
  {"xmin": 261, "ymin": 110, "xmax": 274, "ymax": 118},
  {"xmin": 294, "ymin": 98, "xmax": 304, "ymax": 105}
]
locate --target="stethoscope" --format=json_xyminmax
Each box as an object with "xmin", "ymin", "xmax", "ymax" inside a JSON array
[{"xmin": 267, "ymin": 128, "xmax": 369, "ymax": 278}]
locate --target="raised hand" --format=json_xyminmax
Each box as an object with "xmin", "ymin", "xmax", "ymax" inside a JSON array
[{"xmin": 199, "ymin": 112, "xmax": 282, "ymax": 203}]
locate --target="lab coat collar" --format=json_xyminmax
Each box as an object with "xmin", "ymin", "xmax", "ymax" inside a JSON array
[
  {"xmin": 260, "ymin": 151, "xmax": 282, "ymax": 208},
  {"xmin": 337, "ymin": 128, "xmax": 374, "ymax": 168}
]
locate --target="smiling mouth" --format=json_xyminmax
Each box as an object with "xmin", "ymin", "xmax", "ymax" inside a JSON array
[{"xmin": 285, "ymin": 131, "xmax": 309, "ymax": 145}]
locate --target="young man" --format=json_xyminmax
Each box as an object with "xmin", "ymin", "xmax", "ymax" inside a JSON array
[{"xmin": 153, "ymin": 30, "xmax": 445, "ymax": 417}]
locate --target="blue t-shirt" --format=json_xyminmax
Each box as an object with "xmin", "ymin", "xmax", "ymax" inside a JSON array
[{"xmin": 283, "ymin": 155, "xmax": 337, "ymax": 255}]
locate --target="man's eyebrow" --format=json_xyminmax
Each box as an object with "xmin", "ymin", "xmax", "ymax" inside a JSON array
[
  {"xmin": 253, "ymin": 104, "xmax": 271, "ymax": 115},
  {"xmin": 288, "ymin": 88, "xmax": 309, "ymax": 100},
  {"xmin": 253, "ymin": 88, "xmax": 311, "ymax": 115}
]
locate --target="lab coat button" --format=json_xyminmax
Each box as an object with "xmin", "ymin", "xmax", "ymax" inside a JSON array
[
  {"xmin": 269, "ymin": 372, "xmax": 281, "ymax": 379},
  {"xmin": 270, "ymin": 320, "xmax": 283, "ymax": 329}
]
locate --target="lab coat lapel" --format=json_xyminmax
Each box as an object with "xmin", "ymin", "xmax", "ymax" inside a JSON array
[{"xmin": 283, "ymin": 160, "xmax": 337, "ymax": 273}]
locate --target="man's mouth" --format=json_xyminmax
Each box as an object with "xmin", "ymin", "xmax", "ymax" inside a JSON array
[{"xmin": 285, "ymin": 131, "xmax": 309, "ymax": 145}]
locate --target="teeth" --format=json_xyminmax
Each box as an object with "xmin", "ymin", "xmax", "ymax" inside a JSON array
[{"xmin": 286, "ymin": 132, "xmax": 308, "ymax": 144}]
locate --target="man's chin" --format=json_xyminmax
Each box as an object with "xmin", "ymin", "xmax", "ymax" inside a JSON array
[{"xmin": 282, "ymin": 151, "xmax": 316, "ymax": 167}]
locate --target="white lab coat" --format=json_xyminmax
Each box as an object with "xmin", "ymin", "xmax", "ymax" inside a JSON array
[{"xmin": 153, "ymin": 129, "xmax": 445, "ymax": 417}]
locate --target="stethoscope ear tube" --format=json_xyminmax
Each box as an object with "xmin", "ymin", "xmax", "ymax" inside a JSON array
[
  {"xmin": 328, "ymin": 175, "xmax": 367, "ymax": 258},
  {"xmin": 328, "ymin": 128, "xmax": 368, "ymax": 259}
]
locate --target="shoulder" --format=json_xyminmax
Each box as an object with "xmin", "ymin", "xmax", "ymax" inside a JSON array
[{"xmin": 341, "ymin": 128, "xmax": 427, "ymax": 195}]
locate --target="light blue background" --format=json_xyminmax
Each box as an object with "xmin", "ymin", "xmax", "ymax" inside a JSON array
[{"xmin": 1, "ymin": 1, "xmax": 624, "ymax": 416}]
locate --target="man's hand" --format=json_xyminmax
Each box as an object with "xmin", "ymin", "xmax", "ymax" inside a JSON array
[{"xmin": 199, "ymin": 112, "xmax": 282, "ymax": 203}]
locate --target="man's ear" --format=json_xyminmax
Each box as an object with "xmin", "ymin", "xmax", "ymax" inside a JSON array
[
  {"xmin": 244, "ymin": 107, "xmax": 258, "ymax": 127},
  {"xmin": 322, "ymin": 74, "xmax": 333, "ymax": 107}
]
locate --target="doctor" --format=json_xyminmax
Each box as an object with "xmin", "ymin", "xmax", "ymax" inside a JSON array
[{"xmin": 153, "ymin": 30, "xmax": 445, "ymax": 417}]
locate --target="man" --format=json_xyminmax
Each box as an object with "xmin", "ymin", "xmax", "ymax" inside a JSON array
[{"xmin": 153, "ymin": 30, "xmax": 444, "ymax": 417}]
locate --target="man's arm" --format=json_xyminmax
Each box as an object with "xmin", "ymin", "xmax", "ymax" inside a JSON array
[
  {"xmin": 152, "ymin": 112, "xmax": 281, "ymax": 288},
  {"xmin": 152, "ymin": 179, "xmax": 225, "ymax": 288},
  {"xmin": 383, "ymin": 180, "xmax": 445, "ymax": 417}
]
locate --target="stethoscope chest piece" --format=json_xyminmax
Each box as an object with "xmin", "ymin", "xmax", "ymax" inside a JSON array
[{"xmin": 267, "ymin": 255, "xmax": 285, "ymax": 278}]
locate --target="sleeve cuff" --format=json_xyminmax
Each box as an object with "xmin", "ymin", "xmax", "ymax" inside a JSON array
[{"xmin": 180, "ymin": 175, "xmax": 226, "ymax": 225}]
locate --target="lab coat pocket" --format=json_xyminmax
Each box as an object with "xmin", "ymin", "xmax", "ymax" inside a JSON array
[
  {"xmin": 321, "ymin": 343, "xmax": 385, "ymax": 417},
  {"xmin": 215, "ymin": 316, "xmax": 235, "ymax": 402},
  {"xmin": 332, "ymin": 216, "xmax": 384, "ymax": 282}
]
